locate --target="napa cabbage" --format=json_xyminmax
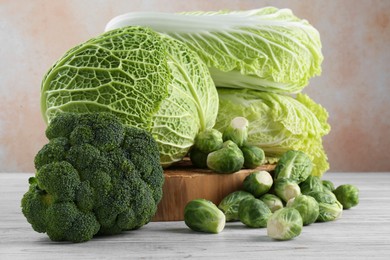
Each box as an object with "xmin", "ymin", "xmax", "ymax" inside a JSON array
[
  {"xmin": 214, "ymin": 88, "xmax": 330, "ymax": 176},
  {"xmin": 105, "ymin": 7, "xmax": 323, "ymax": 94},
  {"xmin": 41, "ymin": 26, "xmax": 219, "ymax": 167}
]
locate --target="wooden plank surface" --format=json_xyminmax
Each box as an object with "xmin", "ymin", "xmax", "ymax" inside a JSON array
[{"xmin": 1, "ymin": 172, "xmax": 390, "ymax": 259}]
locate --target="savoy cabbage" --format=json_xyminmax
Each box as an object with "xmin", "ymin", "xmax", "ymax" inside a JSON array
[{"xmin": 41, "ymin": 26, "xmax": 218, "ymax": 167}]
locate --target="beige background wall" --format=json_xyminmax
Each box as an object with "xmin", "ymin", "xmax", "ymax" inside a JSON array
[{"xmin": 0, "ymin": 0, "xmax": 389, "ymax": 173}]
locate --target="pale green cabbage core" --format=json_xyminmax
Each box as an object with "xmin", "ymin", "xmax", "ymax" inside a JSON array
[
  {"xmin": 105, "ymin": 7, "xmax": 323, "ymax": 94},
  {"xmin": 41, "ymin": 27, "xmax": 218, "ymax": 167},
  {"xmin": 214, "ymin": 88, "xmax": 330, "ymax": 176}
]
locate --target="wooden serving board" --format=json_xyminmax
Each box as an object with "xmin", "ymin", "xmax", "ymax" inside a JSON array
[{"xmin": 152, "ymin": 159, "xmax": 276, "ymax": 221}]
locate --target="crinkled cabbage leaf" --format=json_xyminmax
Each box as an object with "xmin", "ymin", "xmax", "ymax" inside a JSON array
[
  {"xmin": 214, "ymin": 88, "xmax": 330, "ymax": 176},
  {"xmin": 41, "ymin": 27, "xmax": 218, "ymax": 167}
]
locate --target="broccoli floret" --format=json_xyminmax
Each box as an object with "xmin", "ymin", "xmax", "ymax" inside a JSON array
[
  {"xmin": 69, "ymin": 125, "xmax": 94, "ymax": 146},
  {"xmin": 36, "ymin": 161, "xmax": 81, "ymax": 202},
  {"xmin": 45, "ymin": 202, "xmax": 100, "ymax": 242},
  {"xmin": 79, "ymin": 112, "xmax": 126, "ymax": 151},
  {"xmin": 21, "ymin": 178, "xmax": 49, "ymax": 233},
  {"xmin": 45, "ymin": 112, "xmax": 79, "ymax": 139},
  {"xmin": 66, "ymin": 144, "xmax": 101, "ymax": 171},
  {"xmin": 34, "ymin": 137, "xmax": 69, "ymax": 170},
  {"xmin": 21, "ymin": 112, "xmax": 164, "ymax": 243}
]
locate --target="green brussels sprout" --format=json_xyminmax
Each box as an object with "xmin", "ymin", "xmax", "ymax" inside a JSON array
[
  {"xmin": 308, "ymin": 190, "xmax": 343, "ymax": 222},
  {"xmin": 286, "ymin": 194, "xmax": 319, "ymax": 225},
  {"xmin": 322, "ymin": 179, "xmax": 335, "ymax": 191},
  {"xmin": 238, "ymin": 198, "xmax": 272, "ymax": 228},
  {"xmin": 243, "ymin": 171, "xmax": 273, "ymax": 197},
  {"xmin": 274, "ymin": 178, "xmax": 301, "ymax": 203},
  {"xmin": 184, "ymin": 199, "xmax": 226, "ymax": 233},
  {"xmin": 274, "ymin": 150, "xmax": 313, "ymax": 184},
  {"xmin": 222, "ymin": 117, "xmax": 249, "ymax": 147},
  {"xmin": 207, "ymin": 140, "xmax": 244, "ymax": 173},
  {"xmin": 189, "ymin": 147, "xmax": 208, "ymax": 168},
  {"xmin": 218, "ymin": 191, "xmax": 254, "ymax": 222},
  {"xmin": 260, "ymin": 194, "xmax": 284, "ymax": 213},
  {"xmin": 333, "ymin": 184, "xmax": 359, "ymax": 209},
  {"xmin": 241, "ymin": 145, "xmax": 265, "ymax": 169},
  {"xmin": 299, "ymin": 175, "xmax": 324, "ymax": 195},
  {"xmin": 267, "ymin": 208, "xmax": 303, "ymax": 241},
  {"xmin": 194, "ymin": 129, "xmax": 223, "ymax": 154},
  {"xmin": 308, "ymin": 189, "xmax": 337, "ymax": 204}
]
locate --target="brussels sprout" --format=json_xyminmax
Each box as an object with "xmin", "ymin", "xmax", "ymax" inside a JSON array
[
  {"xmin": 299, "ymin": 175, "xmax": 324, "ymax": 195},
  {"xmin": 286, "ymin": 194, "xmax": 319, "ymax": 225},
  {"xmin": 207, "ymin": 140, "xmax": 244, "ymax": 173},
  {"xmin": 318, "ymin": 200, "xmax": 343, "ymax": 222},
  {"xmin": 308, "ymin": 190, "xmax": 343, "ymax": 222},
  {"xmin": 241, "ymin": 145, "xmax": 265, "ymax": 169},
  {"xmin": 222, "ymin": 117, "xmax": 249, "ymax": 147},
  {"xmin": 184, "ymin": 199, "xmax": 226, "ymax": 233},
  {"xmin": 238, "ymin": 198, "xmax": 272, "ymax": 228},
  {"xmin": 267, "ymin": 208, "xmax": 303, "ymax": 241},
  {"xmin": 260, "ymin": 194, "xmax": 284, "ymax": 213},
  {"xmin": 308, "ymin": 189, "xmax": 337, "ymax": 204},
  {"xmin": 189, "ymin": 147, "xmax": 208, "ymax": 168},
  {"xmin": 218, "ymin": 191, "xmax": 255, "ymax": 221},
  {"xmin": 333, "ymin": 184, "xmax": 359, "ymax": 209},
  {"xmin": 194, "ymin": 129, "xmax": 223, "ymax": 154},
  {"xmin": 274, "ymin": 150, "xmax": 313, "ymax": 184},
  {"xmin": 322, "ymin": 179, "xmax": 335, "ymax": 191},
  {"xmin": 243, "ymin": 171, "xmax": 273, "ymax": 197},
  {"xmin": 274, "ymin": 178, "xmax": 301, "ymax": 203}
]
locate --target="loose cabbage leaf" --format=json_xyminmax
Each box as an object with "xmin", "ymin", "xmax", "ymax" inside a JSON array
[
  {"xmin": 214, "ymin": 88, "xmax": 330, "ymax": 176},
  {"xmin": 41, "ymin": 27, "xmax": 218, "ymax": 167},
  {"xmin": 105, "ymin": 7, "xmax": 323, "ymax": 94}
]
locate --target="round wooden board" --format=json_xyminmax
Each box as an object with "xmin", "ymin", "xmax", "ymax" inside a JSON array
[{"xmin": 152, "ymin": 159, "xmax": 276, "ymax": 221}]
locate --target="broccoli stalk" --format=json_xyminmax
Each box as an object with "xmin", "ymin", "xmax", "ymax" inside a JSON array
[{"xmin": 21, "ymin": 112, "xmax": 164, "ymax": 243}]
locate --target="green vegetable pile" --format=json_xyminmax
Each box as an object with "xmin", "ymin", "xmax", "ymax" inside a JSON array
[
  {"xmin": 21, "ymin": 113, "xmax": 164, "ymax": 242},
  {"xmin": 22, "ymin": 6, "xmax": 352, "ymax": 243},
  {"xmin": 190, "ymin": 117, "xmax": 266, "ymax": 173},
  {"xmin": 184, "ymin": 150, "xmax": 359, "ymax": 240}
]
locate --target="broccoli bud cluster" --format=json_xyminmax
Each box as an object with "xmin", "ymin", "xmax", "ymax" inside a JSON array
[{"xmin": 21, "ymin": 112, "xmax": 164, "ymax": 242}]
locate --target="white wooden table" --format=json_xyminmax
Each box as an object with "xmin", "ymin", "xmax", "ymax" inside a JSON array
[{"xmin": 1, "ymin": 172, "xmax": 389, "ymax": 259}]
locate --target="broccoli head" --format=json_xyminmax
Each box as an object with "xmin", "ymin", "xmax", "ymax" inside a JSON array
[{"xmin": 21, "ymin": 112, "xmax": 164, "ymax": 242}]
